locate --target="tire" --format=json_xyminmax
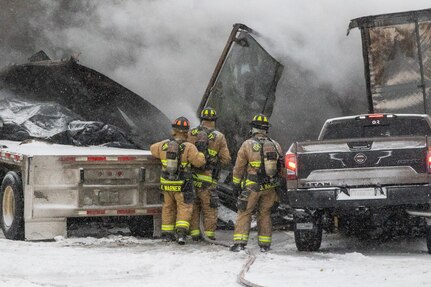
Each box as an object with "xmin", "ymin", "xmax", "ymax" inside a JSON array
[
  {"xmin": 0, "ymin": 171, "xmax": 24, "ymax": 240},
  {"xmin": 427, "ymin": 225, "xmax": 431, "ymax": 255},
  {"xmin": 128, "ymin": 216, "xmax": 154, "ymax": 238},
  {"xmin": 294, "ymin": 215, "xmax": 322, "ymax": 252}
]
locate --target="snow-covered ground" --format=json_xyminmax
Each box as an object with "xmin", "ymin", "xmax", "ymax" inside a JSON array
[{"xmin": 0, "ymin": 224, "xmax": 430, "ymax": 287}]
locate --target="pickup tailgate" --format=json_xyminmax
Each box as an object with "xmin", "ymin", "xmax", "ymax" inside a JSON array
[{"xmin": 296, "ymin": 136, "xmax": 428, "ymax": 188}]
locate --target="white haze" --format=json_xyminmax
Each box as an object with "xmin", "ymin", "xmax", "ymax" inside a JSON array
[
  {"xmin": 40, "ymin": 1, "xmax": 429, "ymax": 119},
  {"xmin": 2, "ymin": 0, "xmax": 431, "ymax": 124}
]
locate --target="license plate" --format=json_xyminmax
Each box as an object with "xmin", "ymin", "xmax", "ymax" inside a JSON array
[
  {"xmin": 98, "ymin": 191, "xmax": 119, "ymax": 204},
  {"xmin": 337, "ymin": 187, "xmax": 386, "ymax": 201},
  {"xmin": 296, "ymin": 223, "xmax": 314, "ymax": 230}
]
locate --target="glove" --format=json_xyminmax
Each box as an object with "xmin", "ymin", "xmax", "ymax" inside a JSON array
[
  {"xmin": 232, "ymin": 183, "xmax": 242, "ymax": 198},
  {"xmin": 182, "ymin": 180, "xmax": 196, "ymax": 204},
  {"xmin": 205, "ymin": 155, "xmax": 219, "ymax": 171},
  {"xmin": 277, "ymin": 156, "xmax": 285, "ymax": 171},
  {"xmin": 195, "ymin": 141, "xmax": 207, "ymax": 153},
  {"xmin": 207, "ymin": 155, "xmax": 218, "ymax": 165},
  {"xmin": 270, "ymin": 201, "xmax": 280, "ymax": 213}
]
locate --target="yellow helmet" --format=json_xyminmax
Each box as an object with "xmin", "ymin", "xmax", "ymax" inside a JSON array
[
  {"xmin": 200, "ymin": 107, "xmax": 217, "ymax": 121},
  {"xmin": 250, "ymin": 114, "xmax": 270, "ymax": 130}
]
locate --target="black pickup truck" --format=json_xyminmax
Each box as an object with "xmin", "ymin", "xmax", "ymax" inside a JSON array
[{"xmin": 286, "ymin": 113, "xmax": 431, "ymax": 252}]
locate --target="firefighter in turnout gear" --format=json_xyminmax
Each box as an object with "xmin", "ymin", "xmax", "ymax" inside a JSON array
[
  {"xmin": 150, "ymin": 116, "xmax": 206, "ymax": 245},
  {"xmin": 188, "ymin": 107, "xmax": 231, "ymax": 240},
  {"xmin": 230, "ymin": 114, "xmax": 283, "ymax": 252}
]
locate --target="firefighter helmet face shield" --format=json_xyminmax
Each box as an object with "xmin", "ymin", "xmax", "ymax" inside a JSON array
[
  {"xmin": 200, "ymin": 107, "xmax": 217, "ymax": 121},
  {"xmin": 172, "ymin": 116, "xmax": 190, "ymax": 131},
  {"xmin": 250, "ymin": 114, "xmax": 270, "ymax": 130}
]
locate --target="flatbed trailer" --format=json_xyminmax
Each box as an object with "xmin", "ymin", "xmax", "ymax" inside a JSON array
[{"xmin": 0, "ymin": 140, "xmax": 162, "ymax": 240}]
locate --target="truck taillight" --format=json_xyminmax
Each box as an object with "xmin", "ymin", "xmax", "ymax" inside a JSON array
[
  {"xmin": 428, "ymin": 148, "xmax": 431, "ymax": 173},
  {"xmin": 285, "ymin": 152, "xmax": 297, "ymax": 180}
]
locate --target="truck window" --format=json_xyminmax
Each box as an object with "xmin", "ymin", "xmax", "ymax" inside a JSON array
[{"xmin": 321, "ymin": 118, "xmax": 431, "ymax": 140}]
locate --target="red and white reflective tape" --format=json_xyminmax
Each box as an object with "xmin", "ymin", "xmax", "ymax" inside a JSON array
[
  {"xmin": 0, "ymin": 150, "xmax": 23, "ymax": 163},
  {"xmin": 78, "ymin": 208, "xmax": 161, "ymax": 216},
  {"xmin": 60, "ymin": 156, "xmax": 138, "ymax": 162}
]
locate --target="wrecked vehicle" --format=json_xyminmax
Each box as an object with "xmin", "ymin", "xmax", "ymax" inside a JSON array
[
  {"xmin": 287, "ymin": 8, "xmax": 431, "ymax": 253},
  {"xmin": 0, "ymin": 52, "xmax": 171, "ymax": 240}
]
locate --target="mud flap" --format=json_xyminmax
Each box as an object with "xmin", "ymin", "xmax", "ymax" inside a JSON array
[{"xmin": 153, "ymin": 214, "xmax": 162, "ymax": 238}]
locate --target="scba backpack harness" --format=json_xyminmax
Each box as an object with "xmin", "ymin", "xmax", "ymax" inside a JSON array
[
  {"xmin": 160, "ymin": 139, "xmax": 195, "ymax": 203},
  {"xmin": 249, "ymin": 137, "xmax": 281, "ymax": 191}
]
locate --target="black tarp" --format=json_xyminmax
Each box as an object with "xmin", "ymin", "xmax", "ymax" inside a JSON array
[
  {"xmin": 0, "ymin": 92, "xmax": 137, "ymax": 147},
  {"xmin": 0, "ymin": 56, "xmax": 170, "ymax": 148},
  {"xmin": 50, "ymin": 121, "xmax": 136, "ymax": 148}
]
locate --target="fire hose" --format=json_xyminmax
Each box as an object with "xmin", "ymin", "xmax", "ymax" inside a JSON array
[{"xmin": 199, "ymin": 211, "xmax": 264, "ymax": 287}]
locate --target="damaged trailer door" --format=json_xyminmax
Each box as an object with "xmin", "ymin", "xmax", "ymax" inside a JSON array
[
  {"xmin": 348, "ymin": 8, "xmax": 431, "ymax": 114},
  {"xmin": 198, "ymin": 24, "xmax": 284, "ymax": 210},
  {"xmin": 199, "ymin": 23, "xmax": 284, "ymax": 160}
]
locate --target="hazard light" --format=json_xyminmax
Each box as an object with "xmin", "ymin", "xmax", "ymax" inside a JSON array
[{"xmin": 285, "ymin": 152, "xmax": 297, "ymax": 180}]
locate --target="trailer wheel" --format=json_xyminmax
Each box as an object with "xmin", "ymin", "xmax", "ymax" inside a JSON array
[
  {"xmin": 427, "ymin": 225, "xmax": 431, "ymax": 255},
  {"xmin": 294, "ymin": 215, "xmax": 322, "ymax": 252},
  {"xmin": 0, "ymin": 171, "xmax": 24, "ymax": 240},
  {"xmin": 128, "ymin": 216, "xmax": 154, "ymax": 238}
]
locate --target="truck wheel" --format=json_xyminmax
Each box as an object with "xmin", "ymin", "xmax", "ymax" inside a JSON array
[
  {"xmin": 427, "ymin": 226, "xmax": 431, "ymax": 255},
  {"xmin": 128, "ymin": 216, "xmax": 154, "ymax": 238},
  {"xmin": 294, "ymin": 215, "xmax": 322, "ymax": 251},
  {"xmin": 0, "ymin": 172, "xmax": 24, "ymax": 240}
]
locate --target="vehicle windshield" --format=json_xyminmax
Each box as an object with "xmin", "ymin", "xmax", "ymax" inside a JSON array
[{"xmin": 320, "ymin": 117, "xmax": 431, "ymax": 140}]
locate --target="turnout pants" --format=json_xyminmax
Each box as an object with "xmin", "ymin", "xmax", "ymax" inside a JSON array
[
  {"xmin": 190, "ymin": 186, "xmax": 218, "ymax": 239},
  {"xmin": 161, "ymin": 190, "xmax": 193, "ymax": 236},
  {"xmin": 233, "ymin": 188, "xmax": 278, "ymax": 247}
]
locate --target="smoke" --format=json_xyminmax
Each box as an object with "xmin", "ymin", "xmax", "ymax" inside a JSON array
[{"xmin": 1, "ymin": 0, "xmax": 430, "ymax": 147}]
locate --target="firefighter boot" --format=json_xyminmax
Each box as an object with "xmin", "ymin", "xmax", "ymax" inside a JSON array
[
  {"xmin": 192, "ymin": 234, "xmax": 202, "ymax": 242},
  {"xmin": 177, "ymin": 229, "xmax": 187, "ymax": 245},
  {"xmin": 260, "ymin": 246, "xmax": 270, "ymax": 253},
  {"xmin": 229, "ymin": 243, "xmax": 246, "ymax": 252},
  {"xmin": 161, "ymin": 233, "xmax": 176, "ymax": 242}
]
